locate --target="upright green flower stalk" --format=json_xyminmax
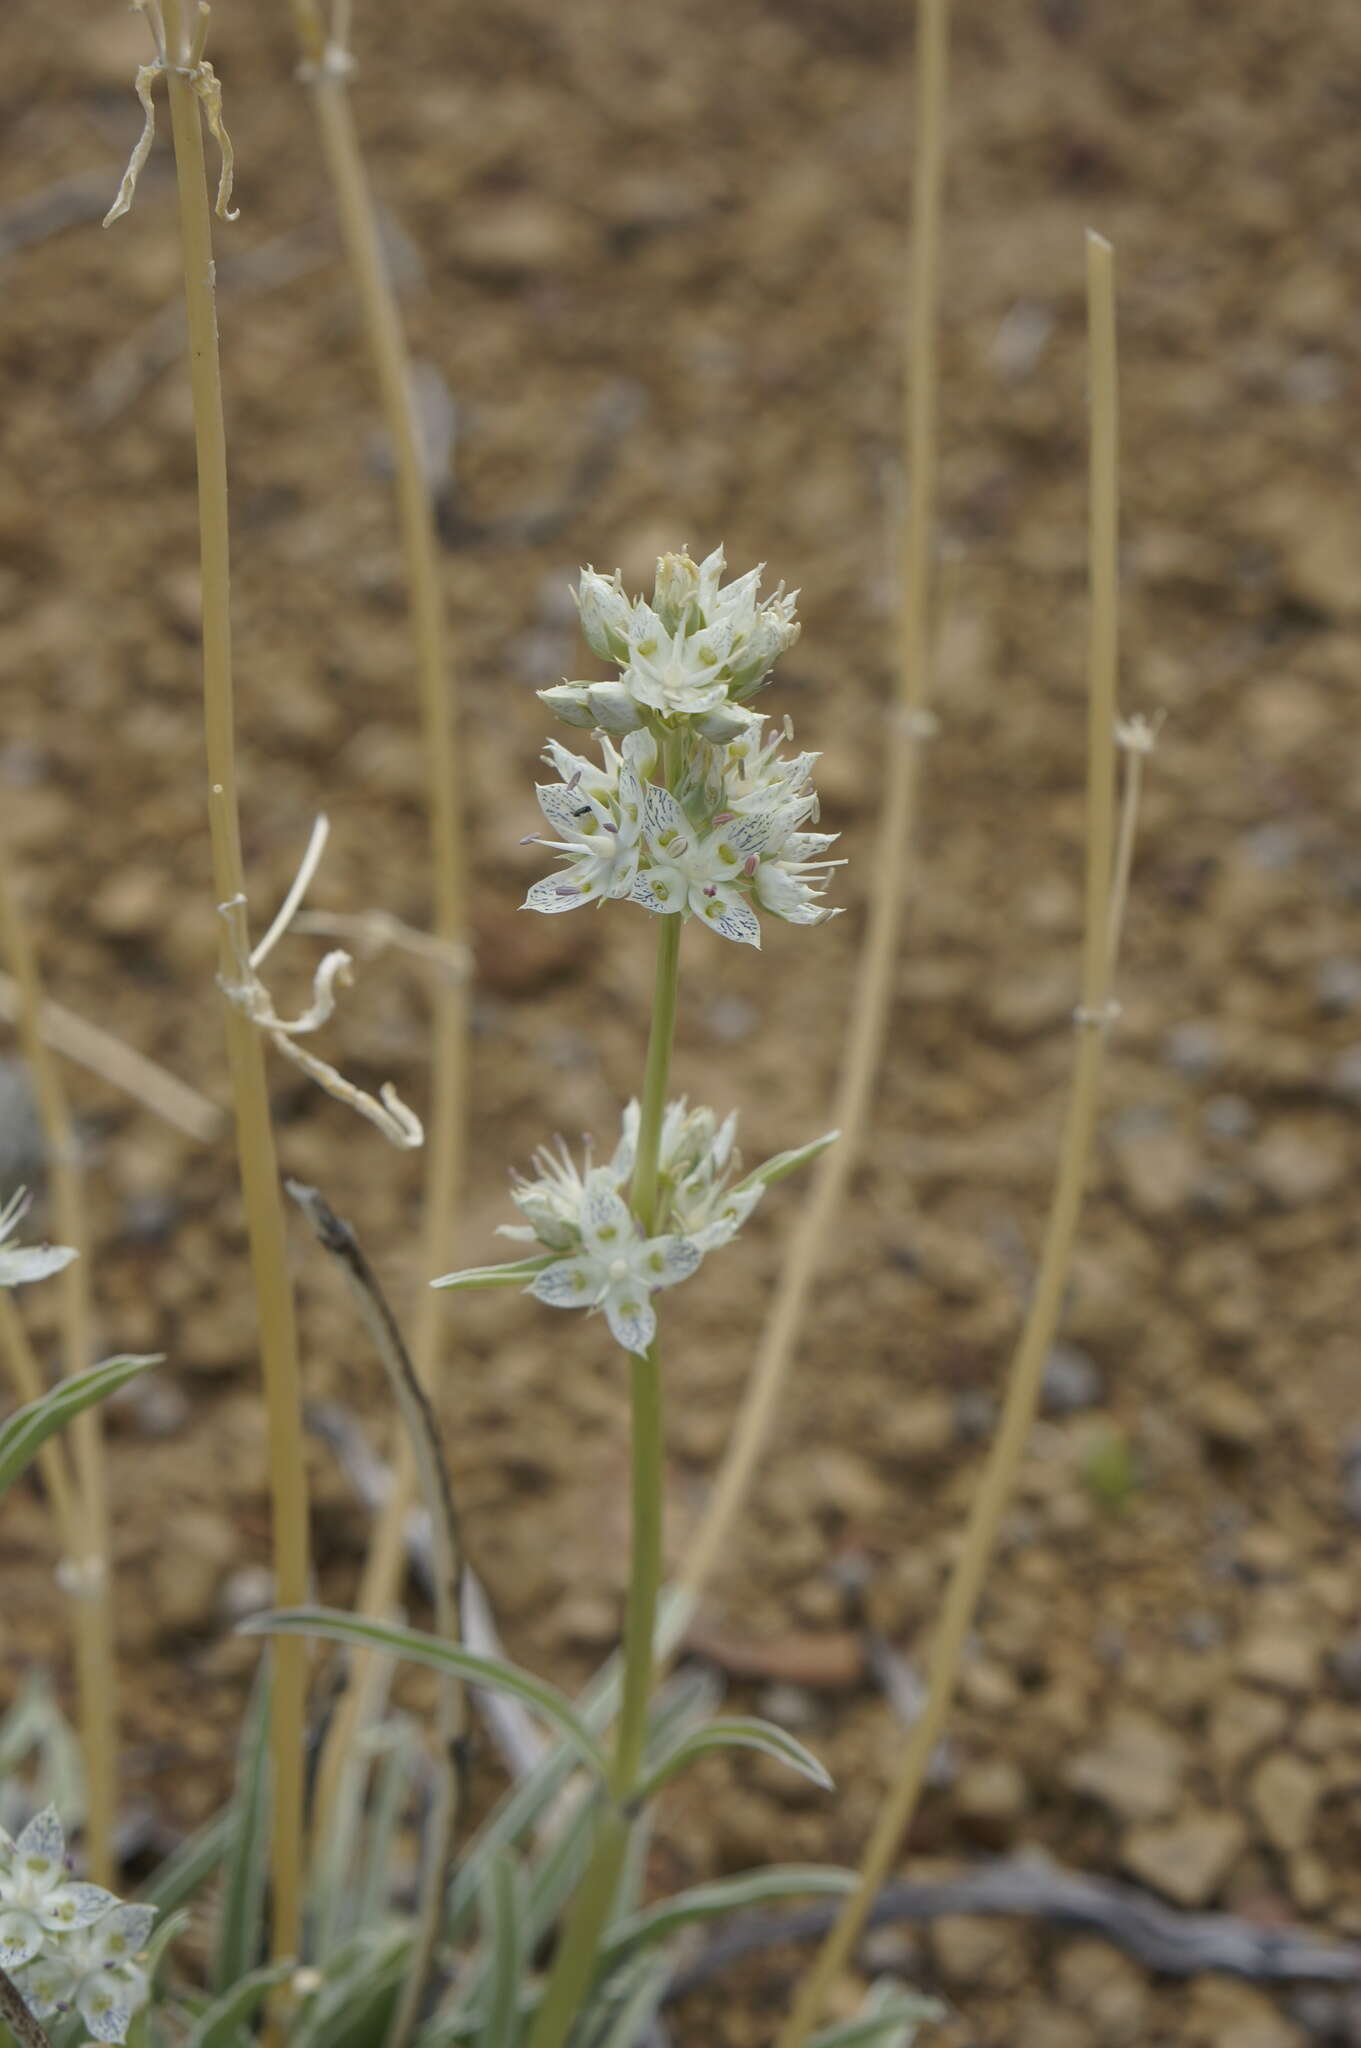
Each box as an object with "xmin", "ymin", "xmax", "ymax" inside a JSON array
[
  {"xmin": 435, "ymin": 546, "xmax": 840, "ymax": 2045},
  {"xmin": 104, "ymin": 0, "xmax": 310, "ymax": 1965}
]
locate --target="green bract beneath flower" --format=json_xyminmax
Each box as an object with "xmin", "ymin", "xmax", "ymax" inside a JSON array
[{"xmin": 432, "ymin": 1107, "xmax": 836, "ymax": 1357}]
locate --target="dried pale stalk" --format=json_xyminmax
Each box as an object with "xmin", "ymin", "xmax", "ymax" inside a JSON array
[
  {"xmin": 676, "ymin": 0, "xmax": 950, "ymax": 1619},
  {"xmin": 289, "ymin": 0, "xmax": 470, "ymax": 1847},
  {"xmin": 776, "ymin": 229, "xmax": 1127, "ymax": 2048},
  {"xmin": 0, "ymin": 969, "xmax": 223, "ymax": 1143},
  {"xmin": 113, "ymin": 0, "xmax": 312, "ymax": 1964},
  {"xmin": 0, "ymin": 843, "xmax": 115, "ymax": 1885}
]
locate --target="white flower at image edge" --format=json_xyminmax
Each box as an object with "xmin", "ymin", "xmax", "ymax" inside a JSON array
[
  {"xmin": 19, "ymin": 1904, "xmax": 155, "ymax": 2044},
  {"xmin": 526, "ymin": 1171, "xmax": 699, "ymax": 1355},
  {"xmin": 0, "ymin": 1808, "xmax": 113, "ymax": 1968},
  {"xmin": 0, "ymin": 1191, "xmax": 77, "ymax": 1290}
]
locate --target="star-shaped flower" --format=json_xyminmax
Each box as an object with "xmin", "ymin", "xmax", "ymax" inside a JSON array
[
  {"xmin": 17, "ymin": 1903, "xmax": 155, "ymax": 2043},
  {"xmin": 525, "ymin": 1172, "xmax": 700, "ymax": 1355},
  {"xmin": 0, "ymin": 1808, "xmax": 113, "ymax": 1969}
]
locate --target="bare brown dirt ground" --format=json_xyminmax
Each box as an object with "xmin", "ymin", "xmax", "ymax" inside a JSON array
[{"xmin": 4, "ymin": 1, "xmax": 1361, "ymax": 2040}]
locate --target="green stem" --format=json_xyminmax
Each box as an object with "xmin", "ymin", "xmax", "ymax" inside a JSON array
[
  {"xmin": 611, "ymin": 1347, "xmax": 664, "ymax": 1798},
  {"xmin": 629, "ymin": 915, "xmax": 682, "ymax": 1233},
  {"xmin": 527, "ymin": 918, "xmax": 681, "ymax": 2048},
  {"xmin": 525, "ymin": 1810, "xmax": 630, "ymax": 2048}
]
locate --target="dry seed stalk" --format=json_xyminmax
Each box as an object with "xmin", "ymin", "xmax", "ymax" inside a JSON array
[
  {"xmin": 0, "ymin": 844, "xmax": 115, "ymax": 1885},
  {"xmin": 106, "ymin": 0, "xmax": 312, "ymax": 1964},
  {"xmin": 777, "ymin": 229, "xmax": 1129, "ymax": 2048},
  {"xmin": 288, "ymin": 0, "xmax": 470, "ymax": 1850},
  {"xmin": 0, "ymin": 970, "xmax": 223, "ymax": 1143},
  {"xmin": 675, "ymin": 0, "xmax": 950, "ymax": 1618}
]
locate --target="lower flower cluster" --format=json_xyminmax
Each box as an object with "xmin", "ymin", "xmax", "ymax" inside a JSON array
[
  {"xmin": 434, "ymin": 1101, "xmax": 835, "ymax": 1356},
  {"xmin": 522, "ymin": 723, "xmax": 841, "ymax": 947},
  {"xmin": 0, "ymin": 1808, "xmax": 154, "ymax": 2044}
]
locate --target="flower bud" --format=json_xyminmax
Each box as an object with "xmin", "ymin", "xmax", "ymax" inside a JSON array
[
  {"xmin": 537, "ymin": 683, "xmax": 599, "ymax": 729},
  {"xmin": 652, "ymin": 551, "xmax": 701, "ymax": 631},
  {"xmin": 586, "ymin": 681, "xmax": 646, "ymax": 733},
  {"xmin": 575, "ymin": 568, "xmax": 633, "ymax": 662}
]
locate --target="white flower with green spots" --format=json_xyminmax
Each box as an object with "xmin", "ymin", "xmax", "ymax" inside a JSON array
[
  {"xmin": 0, "ymin": 1808, "xmax": 114, "ymax": 1970},
  {"xmin": 523, "ymin": 724, "xmax": 839, "ymax": 946},
  {"xmin": 433, "ymin": 1109, "xmax": 837, "ymax": 1356},
  {"xmin": 18, "ymin": 1904, "xmax": 154, "ymax": 2044},
  {"xmin": 526, "ymin": 1171, "xmax": 700, "ymax": 1355}
]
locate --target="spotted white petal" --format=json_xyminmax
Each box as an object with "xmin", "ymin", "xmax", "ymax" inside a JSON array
[
  {"xmin": 579, "ymin": 1174, "xmax": 633, "ymax": 1256},
  {"xmin": 0, "ymin": 1910, "xmax": 42, "ymax": 1968},
  {"xmin": 39, "ymin": 1881, "xmax": 116, "ymax": 1932},
  {"xmin": 14, "ymin": 1951, "xmax": 71, "ymax": 2013},
  {"xmin": 535, "ymin": 782, "xmax": 601, "ymax": 836},
  {"xmin": 602, "ymin": 1288, "xmax": 656, "ymax": 1357},
  {"xmin": 693, "ymin": 890, "xmax": 761, "ymax": 949},
  {"xmin": 527, "ymin": 1257, "xmax": 603, "ymax": 1310},
  {"xmin": 643, "ymin": 783, "xmax": 688, "ymax": 846},
  {"xmin": 631, "ymin": 864, "xmax": 687, "ymax": 914},
  {"xmin": 522, "ymin": 874, "xmax": 598, "ymax": 914},
  {"xmin": 78, "ymin": 1975, "xmax": 135, "ymax": 2044},
  {"xmin": 89, "ymin": 1903, "xmax": 157, "ymax": 1959},
  {"xmin": 637, "ymin": 1235, "xmax": 702, "ymax": 1290},
  {"xmin": 15, "ymin": 1807, "xmax": 64, "ymax": 1886},
  {"xmin": 0, "ymin": 1243, "xmax": 78, "ymax": 1288}
]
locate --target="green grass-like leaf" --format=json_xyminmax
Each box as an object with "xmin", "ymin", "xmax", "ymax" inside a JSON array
[
  {"xmin": 186, "ymin": 1959, "xmax": 295, "ymax": 2048},
  {"xmin": 212, "ymin": 1660, "xmax": 272, "ymax": 1993},
  {"xmin": 0, "ymin": 1353, "xmax": 159, "ymax": 1496},
  {"xmin": 604, "ymin": 1864, "xmax": 857, "ymax": 1963},
  {"xmin": 478, "ymin": 1850, "xmax": 528, "ymax": 2048},
  {"xmin": 637, "ymin": 1715, "xmax": 832, "ymax": 1801},
  {"xmin": 240, "ymin": 1608, "xmax": 609, "ymax": 1778}
]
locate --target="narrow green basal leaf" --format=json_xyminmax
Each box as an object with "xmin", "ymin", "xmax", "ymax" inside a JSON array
[
  {"xmin": 477, "ymin": 1849, "xmax": 528, "ymax": 2048},
  {"xmin": 604, "ymin": 1865, "xmax": 857, "ymax": 1962},
  {"xmin": 212, "ymin": 1659, "xmax": 272, "ymax": 1993},
  {"xmin": 430, "ymin": 1257, "xmax": 554, "ymax": 1292},
  {"xmin": 580, "ymin": 1951, "xmax": 673, "ymax": 2048},
  {"xmin": 808, "ymin": 1989, "xmax": 946, "ymax": 2048},
  {"xmin": 139, "ymin": 1809, "xmax": 234, "ymax": 1915},
  {"xmin": 290, "ymin": 1927, "xmax": 409, "ymax": 2048},
  {"xmin": 353, "ymin": 1718, "xmax": 422, "ymax": 1936},
  {"xmin": 445, "ymin": 1587, "xmax": 692, "ymax": 1942},
  {"xmin": 186, "ymin": 1959, "xmax": 295, "ymax": 2048},
  {"xmin": 0, "ymin": 1353, "xmax": 160, "ymax": 1496},
  {"xmin": 240, "ymin": 1609, "xmax": 609, "ymax": 1779},
  {"xmin": 143, "ymin": 1906, "xmax": 192, "ymax": 1990},
  {"xmin": 636, "ymin": 1716, "xmax": 833, "ymax": 1801}
]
